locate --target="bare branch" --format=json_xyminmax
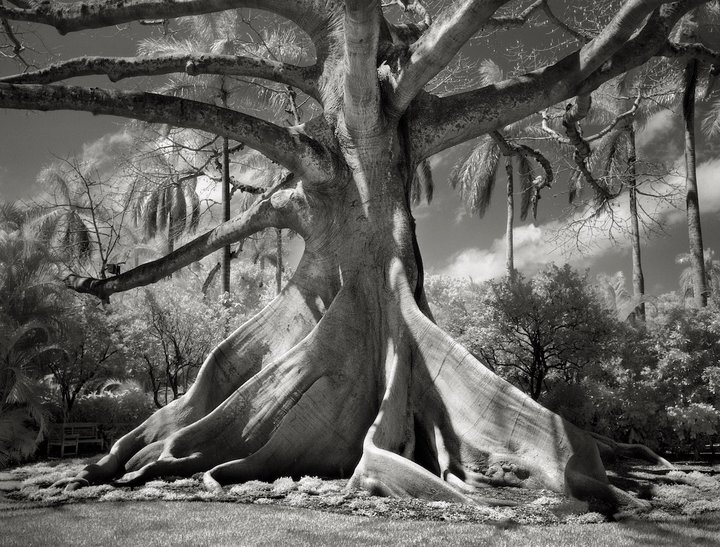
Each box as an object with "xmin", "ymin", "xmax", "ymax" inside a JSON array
[
  {"xmin": 586, "ymin": 94, "xmax": 642, "ymax": 142},
  {"xmin": 1, "ymin": 54, "xmax": 321, "ymax": 100},
  {"xmin": 0, "ymin": 83, "xmax": 336, "ymax": 182},
  {"xmin": 66, "ymin": 175, "xmax": 303, "ymax": 299}
]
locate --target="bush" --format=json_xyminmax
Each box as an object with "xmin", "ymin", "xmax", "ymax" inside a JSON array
[{"xmin": 70, "ymin": 385, "xmax": 154, "ymax": 426}]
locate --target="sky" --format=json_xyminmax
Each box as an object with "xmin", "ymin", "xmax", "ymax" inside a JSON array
[{"xmin": 1, "ymin": 13, "xmax": 719, "ymax": 297}]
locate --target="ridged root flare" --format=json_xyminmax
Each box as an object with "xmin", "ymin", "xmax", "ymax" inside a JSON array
[{"xmin": 63, "ymin": 254, "xmax": 657, "ymax": 512}]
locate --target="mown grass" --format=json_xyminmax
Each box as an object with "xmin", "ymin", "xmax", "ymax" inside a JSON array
[
  {"xmin": 2, "ymin": 500, "xmax": 720, "ymax": 546},
  {"xmin": 2, "ymin": 458, "xmax": 720, "ymax": 546}
]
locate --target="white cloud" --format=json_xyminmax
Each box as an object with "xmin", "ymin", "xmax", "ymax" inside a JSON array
[
  {"xmin": 636, "ymin": 110, "xmax": 675, "ymax": 152},
  {"xmin": 438, "ymin": 155, "xmax": 720, "ymax": 283},
  {"xmin": 439, "ymin": 223, "xmax": 600, "ymax": 282}
]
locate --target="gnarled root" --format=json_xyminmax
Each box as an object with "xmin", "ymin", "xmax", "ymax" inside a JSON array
[
  {"xmin": 64, "ymin": 258, "xmax": 651, "ymax": 514},
  {"xmin": 591, "ymin": 432, "xmax": 674, "ymax": 468}
]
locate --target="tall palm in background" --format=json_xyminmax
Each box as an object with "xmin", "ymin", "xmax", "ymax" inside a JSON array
[
  {"xmin": 448, "ymin": 61, "xmax": 546, "ymax": 280},
  {"xmin": 677, "ymin": 249, "xmax": 720, "ymax": 303},
  {"xmin": 591, "ymin": 73, "xmax": 649, "ymax": 321},
  {"xmin": 673, "ymin": 6, "xmax": 720, "ymax": 307}
]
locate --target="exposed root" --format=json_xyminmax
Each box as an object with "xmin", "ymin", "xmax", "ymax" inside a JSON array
[
  {"xmin": 64, "ymin": 266, "xmax": 332, "ymax": 491},
  {"xmin": 591, "ymin": 432, "xmax": 674, "ymax": 468}
]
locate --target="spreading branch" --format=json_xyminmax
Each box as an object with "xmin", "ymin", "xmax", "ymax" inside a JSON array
[
  {"xmin": 0, "ymin": 54, "xmax": 321, "ymax": 100},
  {"xmin": 411, "ymin": 0, "xmax": 705, "ymax": 160},
  {"xmin": 0, "ymin": 83, "xmax": 336, "ymax": 182},
  {"xmin": 389, "ymin": 0, "xmax": 510, "ymax": 116},
  {"xmin": 0, "ymin": 0, "xmax": 334, "ymax": 46},
  {"xmin": 66, "ymin": 175, "xmax": 302, "ymax": 300}
]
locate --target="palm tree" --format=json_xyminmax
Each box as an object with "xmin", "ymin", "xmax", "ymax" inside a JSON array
[
  {"xmin": 132, "ymin": 170, "xmax": 201, "ymax": 257},
  {"xmin": 591, "ymin": 75, "xmax": 648, "ymax": 320},
  {"xmin": 677, "ymin": 249, "xmax": 720, "ymax": 303},
  {"xmin": 448, "ymin": 61, "xmax": 550, "ymax": 280},
  {"xmin": 673, "ymin": 8, "xmax": 720, "ymax": 307},
  {"xmin": 449, "ymin": 134, "xmax": 542, "ymax": 279}
]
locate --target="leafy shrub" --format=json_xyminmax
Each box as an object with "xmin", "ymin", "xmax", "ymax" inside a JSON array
[{"xmin": 70, "ymin": 385, "xmax": 154, "ymax": 426}]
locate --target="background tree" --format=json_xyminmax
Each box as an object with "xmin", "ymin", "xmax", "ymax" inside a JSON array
[
  {"xmin": 44, "ymin": 296, "xmax": 123, "ymax": 421},
  {"xmin": 0, "ymin": 0, "xmax": 714, "ymax": 508},
  {"xmin": 473, "ymin": 265, "xmax": 616, "ymax": 401},
  {"xmin": 677, "ymin": 248, "xmax": 720, "ymax": 302}
]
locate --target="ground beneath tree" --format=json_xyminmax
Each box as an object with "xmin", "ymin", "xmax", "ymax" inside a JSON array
[{"xmin": 3, "ymin": 457, "xmax": 720, "ymax": 530}]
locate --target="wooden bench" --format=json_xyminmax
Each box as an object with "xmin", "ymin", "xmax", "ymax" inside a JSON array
[{"xmin": 46, "ymin": 422, "xmax": 105, "ymax": 457}]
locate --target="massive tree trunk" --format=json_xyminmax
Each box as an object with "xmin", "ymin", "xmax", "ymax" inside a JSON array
[
  {"xmin": 0, "ymin": 0, "xmax": 698, "ymax": 514},
  {"xmin": 682, "ymin": 59, "xmax": 708, "ymax": 308},
  {"xmin": 61, "ymin": 123, "xmax": 628, "ymax": 511}
]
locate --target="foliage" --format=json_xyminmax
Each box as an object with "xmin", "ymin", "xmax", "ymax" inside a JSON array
[
  {"xmin": 0, "ymin": 228, "xmax": 65, "ymax": 467},
  {"xmin": 42, "ymin": 294, "xmax": 125, "ymax": 420},
  {"xmin": 69, "ymin": 383, "xmax": 155, "ymax": 426},
  {"xmin": 428, "ymin": 265, "xmax": 617, "ymax": 402},
  {"xmin": 111, "ymin": 270, "xmax": 268, "ymax": 407},
  {"xmin": 475, "ymin": 265, "xmax": 616, "ymax": 401}
]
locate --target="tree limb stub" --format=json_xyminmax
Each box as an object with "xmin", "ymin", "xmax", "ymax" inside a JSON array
[{"xmin": 0, "ymin": 83, "xmax": 335, "ymax": 182}]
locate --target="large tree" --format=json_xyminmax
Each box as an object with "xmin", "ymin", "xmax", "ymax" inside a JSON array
[{"xmin": 1, "ymin": 0, "xmax": 716, "ymax": 509}]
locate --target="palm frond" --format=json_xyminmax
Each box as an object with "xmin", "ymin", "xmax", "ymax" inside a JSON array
[
  {"xmin": 411, "ymin": 159, "xmax": 434, "ymax": 206},
  {"xmin": 516, "ymin": 154, "xmax": 534, "ymax": 221},
  {"xmin": 702, "ymin": 98, "xmax": 720, "ymax": 138},
  {"xmin": 450, "ymin": 136, "xmax": 501, "ymax": 218},
  {"xmin": 478, "ymin": 59, "xmax": 503, "ymax": 86}
]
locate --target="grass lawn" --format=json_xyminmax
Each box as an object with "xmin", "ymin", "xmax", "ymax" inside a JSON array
[
  {"xmin": 2, "ymin": 500, "xmax": 720, "ymax": 546},
  {"xmin": 2, "ymin": 458, "xmax": 720, "ymax": 546}
]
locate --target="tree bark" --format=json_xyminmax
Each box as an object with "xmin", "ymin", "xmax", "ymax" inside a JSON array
[
  {"xmin": 221, "ymin": 136, "xmax": 231, "ymax": 294},
  {"xmin": 627, "ymin": 125, "xmax": 645, "ymax": 321},
  {"xmin": 683, "ymin": 59, "xmax": 708, "ymax": 308},
  {"xmin": 505, "ymin": 157, "xmax": 515, "ymax": 280},
  {"xmin": 275, "ymin": 229, "xmax": 283, "ymax": 295}
]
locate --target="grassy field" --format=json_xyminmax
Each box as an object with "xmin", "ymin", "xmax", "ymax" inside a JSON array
[
  {"xmin": 2, "ymin": 458, "xmax": 720, "ymax": 546},
  {"xmin": 2, "ymin": 500, "xmax": 720, "ymax": 546}
]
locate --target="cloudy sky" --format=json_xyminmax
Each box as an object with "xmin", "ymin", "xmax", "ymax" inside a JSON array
[{"xmin": 1, "ymin": 17, "xmax": 719, "ymax": 297}]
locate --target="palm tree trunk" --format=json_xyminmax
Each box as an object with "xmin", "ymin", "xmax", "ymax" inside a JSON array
[
  {"xmin": 683, "ymin": 59, "xmax": 708, "ymax": 308},
  {"xmin": 505, "ymin": 157, "xmax": 514, "ymax": 280},
  {"xmin": 275, "ymin": 228, "xmax": 283, "ymax": 295},
  {"xmin": 627, "ymin": 126, "xmax": 645, "ymax": 321},
  {"xmin": 222, "ymin": 136, "xmax": 231, "ymax": 293}
]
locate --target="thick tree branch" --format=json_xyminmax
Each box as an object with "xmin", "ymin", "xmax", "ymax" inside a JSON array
[
  {"xmin": 0, "ymin": 54, "xmax": 321, "ymax": 100},
  {"xmin": 0, "ymin": 0, "xmax": 340, "ymax": 59},
  {"xmin": 411, "ymin": 0, "xmax": 705, "ymax": 160},
  {"xmin": 0, "ymin": 83, "xmax": 336, "ymax": 182},
  {"xmin": 389, "ymin": 0, "xmax": 510, "ymax": 116},
  {"xmin": 66, "ymin": 175, "xmax": 303, "ymax": 299},
  {"xmin": 344, "ymin": 0, "xmax": 382, "ymax": 134}
]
